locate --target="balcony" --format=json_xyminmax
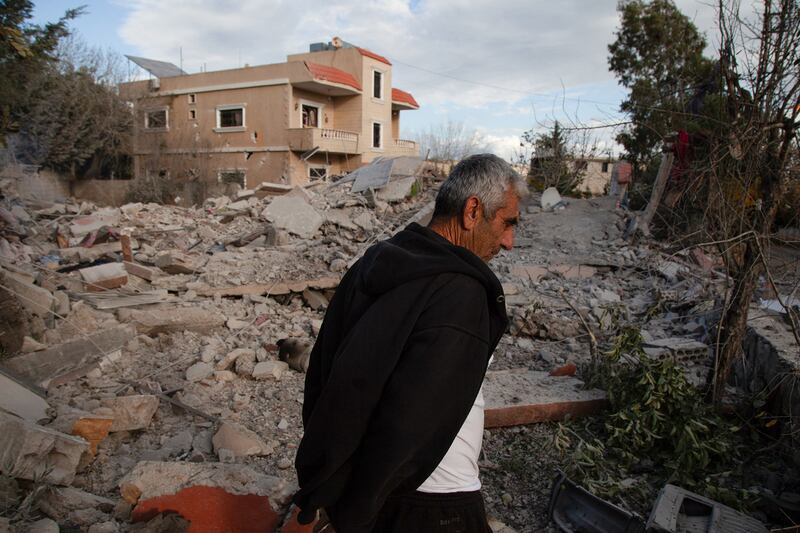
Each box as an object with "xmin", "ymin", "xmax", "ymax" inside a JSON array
[
  {"xmin": 388, "ymin": 138, "xmax": 420, "ymax": 156},
  {"xmin": 287, "ymin": 127, "xmax": 360, "ymax": 155}
]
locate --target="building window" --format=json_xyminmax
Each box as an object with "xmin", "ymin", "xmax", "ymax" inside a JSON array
[
  {"xmin": 144, "ymin": 109, "xmax": 168, "ymax": 130},
  {"xmin": 189, "ymin": 109, "xmax": 197, "ymax": 120},
  {"xmin": 601, "ymin": 161, "xmax": 610, "ymax": 173},
  {"xmin": 218, "ymin": 169, "xmax": 246, "ymax": 188},
  {"xmin": 215, "ymin": 105, "xmax": 245, "ymax": 131},
  {"xmin": 302, "ymin": 104, "xmax": 319, "ymax": 128},
  {"xmin": 372, "ymin": 121, "xmax": 383, "ymax": 149},
  {"xmin": 308, "ymin": 166, "xmax": 327, "ymax": 180},
  {"xmin": 373, "ymin": 69, "xmax": 383, "ymax": 99},
  {"xmin": 188, "ymin": 93, "xmax": 196, "ymax": 104}
]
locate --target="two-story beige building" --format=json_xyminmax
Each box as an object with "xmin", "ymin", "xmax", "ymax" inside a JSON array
[{"xmin": 119, "ymin": 38, "xmax": 420, "ymax": 191}]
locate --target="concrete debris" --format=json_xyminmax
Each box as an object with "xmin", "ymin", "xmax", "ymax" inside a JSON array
[
  {"xmin": 22, "ymin": 518, "xmax": 60, "ymax": 533},
  {"xmin": 261, "ymin": 195, "xmax": 324, "ymax": 238},
  {"xmin": 212, "ymin": 421, "xmax": 273, "ymax": 458},
  {"xmin": 4, "ymin": 324, "xmax": 136, "ymax": 386},
  {"xmin": 79, "ymin": 262, "xmax": 129, "ymax": 291},
  {"xmin": 185, "ymin": 361, "xmax": 214, "ymax": 382},
  {"xmin": 96, "ymin": 395, "xmax": 159, "ymax": 432},
  {"xmin": 0, "ymin": 411, "xmax": 90, "ymax": 485},
  {"xmin": 0, "ymin": 368, "xmax": 49, "ymax": 421},
  {"xmin": 38, "ymin": 486, "xmax": 116, "ymax": 524},
  {"xmin": 483, "ymin": 369, "xmax": 607, "ymax": 428},
  {"xmin": 118, "ymin": 306, "xmax": 225, "ymax": 335},
  {"xmin": 252, "ymin": 360, "xmax": 289, "ymax": 381},
  {"xmin": 2, "ymin": 166, "xmax": 794, "ymax": 531}
]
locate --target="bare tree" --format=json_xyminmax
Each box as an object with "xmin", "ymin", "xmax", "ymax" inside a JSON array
[
  {"xmin": 700, "ymin": 0, "xmax": 800, "ymax": 402},
  {"xmin": 414, "ymin": 120, "xmax": 489, "ymax": 170}
]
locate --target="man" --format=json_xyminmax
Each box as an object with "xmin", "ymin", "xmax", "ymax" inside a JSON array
[{"xmin": 294, "ymin": 154, "xmax": 527, "ymax": 532}]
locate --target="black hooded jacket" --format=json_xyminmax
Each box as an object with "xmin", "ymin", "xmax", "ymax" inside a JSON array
[{"xmin": 293, "ymin": 223, "xmax": 508, "ymax": 532}]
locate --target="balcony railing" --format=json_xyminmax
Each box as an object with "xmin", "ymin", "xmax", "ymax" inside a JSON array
[
  {"xmin": 287, "ymin": 127, "xmax": 360, "ymax": 154},
  {"xmin": 390, "ymin": 138, "xmax": 419, "ymax": 155}
]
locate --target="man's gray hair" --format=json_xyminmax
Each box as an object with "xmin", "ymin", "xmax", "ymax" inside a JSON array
[{"xmin": 432, "ymin": 153, "xmax": 528, "ymax": 220}]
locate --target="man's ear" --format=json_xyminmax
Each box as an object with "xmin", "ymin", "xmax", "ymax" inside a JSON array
[{"xmin": 462, "ymin": 196, "xmax": 482, "ymax": 230}]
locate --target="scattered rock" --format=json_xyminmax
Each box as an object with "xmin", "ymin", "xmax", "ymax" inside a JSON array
[
  {"xmin": 212, "ymin": 422, "xmax": 273, "ymax": 458},
  {"xmin": 252, "ymin": 361, "xmax": 288, "ymax": 381},
  {"xmin": 98, "ymin": 395, "xmax": 159, "ymax": 432},
  {"xmin": 186, "ymin": 362, "xmax": 214, "ymax": 382}
]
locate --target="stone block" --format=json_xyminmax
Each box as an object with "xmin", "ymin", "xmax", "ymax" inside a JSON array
[
  {"xmin": 120, "ymin": 461, "xmax": 293, "ymax": 533},
  {"xmin": 377, "ymin": 176, "xmax": 418, "ymax": 203},
  {"xmin": 212, "ymin": 422, "xmax": 272, "ymax": 458},
  {"xmin": 252, "ymin": 361, "xmax": 288, "ymax": 381},
  {"xmin": 98, "ymin": 395, "xmax": 159, "ymax": 432},
  {"xmin": 484, "ymin": 370, "xmax": 607, "ymax": 428},
  {"xmin": 261, "ymin": 196, "xmax": 323, "ymax": 239},
  {"xmin": 154, "ymin": 251, "xmax": 203, "ymax": 275},
  {"xmin": 185, "ymin": 362, "xmax": 214, "ymax": 382},
  {"xmin": 0, "ymin": 411, "xmax": 89, "ymax": 485}
]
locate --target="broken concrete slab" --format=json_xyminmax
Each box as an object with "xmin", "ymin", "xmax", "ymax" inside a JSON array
[
  {"xmin": 79, "ymin": 262, "xmax": 128, "ymax": 292},
  {"xmin": 212, "ymin": 421, "xmax": 273, "ymax": 458},
  {"xmin": 69, "ymin": 210, "xmax": 120, "ymax": 237},
  {"xmin": 4, "ymin": 324, "xmax": 136, "ymax": 386},
  {"xmin": 51, "ymin": 409, "xmax": 114, "ymax": 456},
  {"xmin": 124, "ymin": 261, "xmax": 160, "ymax": 281},
  {"xmin": 484, "ymin": 369, "xmax": 607, "ymax": 428},
  {"xmin": 23, "ymin": 518, "xmax": 59, "ymax": 533},
  {"xmin": 261, "ymin": 195, "xmax": 323, "ymax": 239},
  {"xmin": 154, "ymin": 252, "xmax": 203, "ymax": 275},
  {"xmin": 0, "ymin": 411, "xmax": 89, "ymax": 485},
  {"xmin": 38, "ymin": 486, "xmax": 115, "ymax": 524},
  {"xmin": 377, "ymin": 176, "xmax": 419, "ymax": 203},
  {"xmin": 325, "ymin": 208, "xmax": 358, "ymax": 230},
  {"xmin": 0, "ymin": 368, "xmax": 49, "ymax": 422},
  {"xmin": 119, "ymin": 461, "xmax": 293, "ymax": 531},
  {"xmin": 60, "ymin": 240, "xmax": 137, "ymax": 264},
  {"xmin": 194, "ymin": 277, "xmax": 339, "ymax": 298},
  {"xmin": 1, "ymin": 267, "xmax": 55, "ymax": 317},
  {"xmin": 96, "ymin": 395, "xmax": 159, "ymax": 432},
  {"xmin": 117, "ymin": 306, "xmax": 225, "ymax": 336}
]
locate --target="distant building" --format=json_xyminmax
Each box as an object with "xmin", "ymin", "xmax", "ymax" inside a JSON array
[
  {"xmin": 119, "ymin": 38, "xmax": 420, "ymax": 191},
  {"xmin": 529, "ymin": 152, "xmax": 615, "ymax": 196}
]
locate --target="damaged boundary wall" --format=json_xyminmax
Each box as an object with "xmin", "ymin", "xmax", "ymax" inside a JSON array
[{"xmin": 734, "ymin": 313, "xmax": 800, "ymax": 436}]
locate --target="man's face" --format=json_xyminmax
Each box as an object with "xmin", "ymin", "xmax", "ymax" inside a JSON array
[{"xmin": 471, "ymin": 189, "xmax": 520, "ymax": 261}]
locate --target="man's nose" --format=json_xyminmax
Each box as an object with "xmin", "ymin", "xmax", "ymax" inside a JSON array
[{"xmin": 501, "ymin": 230, "xmax": 514, "ymax": 250}]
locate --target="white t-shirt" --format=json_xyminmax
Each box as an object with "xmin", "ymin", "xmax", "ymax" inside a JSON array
[{"xmin": 417, "ymin": 360, "xmax": 490, "ymax": 493}]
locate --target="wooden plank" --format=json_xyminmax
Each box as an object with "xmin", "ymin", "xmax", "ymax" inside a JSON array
[{"xmin": 124, "ymin": 261, "xmax": 160, "ymax": 281}]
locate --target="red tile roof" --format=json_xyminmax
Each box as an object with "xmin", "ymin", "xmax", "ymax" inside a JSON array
[
  {"xmin": 356, "ymin": 47, "xmax": 392, "ymax": 66},
  {"xmin": 392, "ymin": 88, "xmax": 419, "ymax": 108},
  {"xmin": 304, "ymin": 61, "xmax": 361, "ymax": 91}
]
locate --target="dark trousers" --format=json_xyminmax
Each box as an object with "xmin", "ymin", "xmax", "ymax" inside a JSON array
[{"xmin": 370, "ymin": 490, "xmax": 493, "ymax": 533}]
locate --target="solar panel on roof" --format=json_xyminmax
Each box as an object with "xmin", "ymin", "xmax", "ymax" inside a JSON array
[{"xmin": 125, "ymin": 55, "xmax": 186, "ymax": 78}]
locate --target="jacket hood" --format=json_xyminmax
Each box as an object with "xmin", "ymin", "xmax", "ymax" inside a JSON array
[{"xmin": 359, "ymin": 223, "xmax": 503, "ymax": 299}]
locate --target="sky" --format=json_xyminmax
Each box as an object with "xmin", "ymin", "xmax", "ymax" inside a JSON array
[{"xmin": 32, "ymin": 0, "xmax": 720, "ymax": 161}]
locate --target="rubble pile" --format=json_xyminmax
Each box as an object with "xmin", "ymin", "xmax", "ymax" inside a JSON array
[{"xmin": 0, "ymin": 167, "xmax": 795, "ymax": 532}]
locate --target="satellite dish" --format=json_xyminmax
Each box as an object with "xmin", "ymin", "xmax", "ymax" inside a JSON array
[{"xmin": 331, "ymin": 36, "xmax": 343, "ymax": 48}]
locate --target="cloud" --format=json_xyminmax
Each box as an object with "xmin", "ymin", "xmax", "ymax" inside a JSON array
[{"xmin": 117, "ymin": 0, "xmax": 642, "ymax": 109}]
